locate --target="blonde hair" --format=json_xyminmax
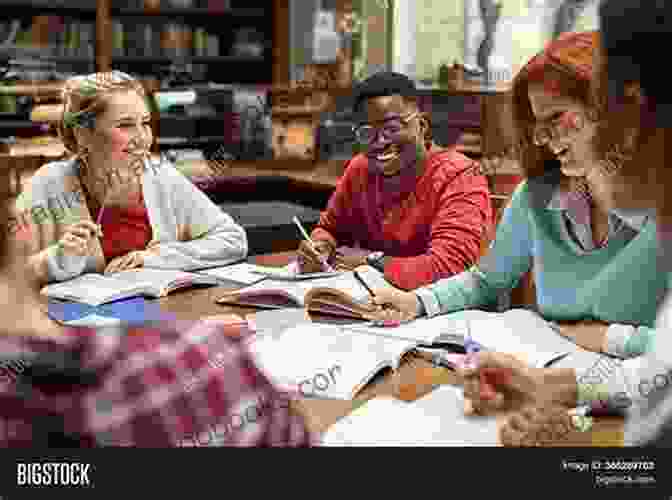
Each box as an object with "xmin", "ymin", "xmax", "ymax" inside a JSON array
[{"xmin": 57, "ymin": 71, "xmax": 146, "ymax": 157}]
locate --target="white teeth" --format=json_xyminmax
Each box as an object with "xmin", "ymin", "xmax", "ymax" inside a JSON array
[{"xmin": 376, "ymin": 149, "xmax": 399, "ymax": 161}]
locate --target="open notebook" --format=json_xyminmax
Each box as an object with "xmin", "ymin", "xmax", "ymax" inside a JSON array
[
  {"xmin": 197, "ymin": 262, "xmax": 339, "ymax": 285},
  {"xmin": 246, "ymin": 323, "xmax": 417, "ymax": 399},
  {"xmin": 340, "ymin": 308, "xmax": 607, "ymax": 370},
  {"xmin": 245, "ymin": 310, "xmax": 573, "ymax": 400},
  {"xmin": 41, "ymin": 268, "xmax": 223, "ymax": 307},
  {"xmin": 320, "ymin": 385, "xmax": 500, "ymax": 446},
  {"xmin": 216, "ymin": 265, "xmax": 393, "ymax": 319}
]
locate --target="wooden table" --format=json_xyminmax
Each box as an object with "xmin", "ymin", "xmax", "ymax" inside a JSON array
[{"xmin": 153, "ymin": 251, "xmax": 624, "ymax": 446}]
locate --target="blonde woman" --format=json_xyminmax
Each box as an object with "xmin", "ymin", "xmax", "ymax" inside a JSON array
[{"xmin": 13, "ymin": 71, "xmax": 247, "ymax": 285}]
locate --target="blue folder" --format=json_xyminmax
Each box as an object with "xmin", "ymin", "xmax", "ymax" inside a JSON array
[{"xmin": 47, "ymin": 296, "xmax": 170, "ymax": 326}]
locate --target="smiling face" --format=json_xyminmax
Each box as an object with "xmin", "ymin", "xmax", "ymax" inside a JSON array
[
  {"xmin": 75, "ymin": 90, "xmax": 153, "ymax": 203},
  {"xmin": 362, "ymin": 95, "xmax": 427, "ymax": 176},
  {"xmin": 527, "ymin": 83, "xmax": 600, "ymax": 178}
]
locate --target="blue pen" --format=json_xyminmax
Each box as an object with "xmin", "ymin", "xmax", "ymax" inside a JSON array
[{"xmin": 464, "ymin": 321, "xmax": 484, "ymax": 360}]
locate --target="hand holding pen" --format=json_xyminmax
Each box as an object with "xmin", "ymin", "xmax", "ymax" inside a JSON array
[
  {"xmin": 353, "ymin": 271, "xmax": 416, "ymax": 327},
  {"xmin": 459, "ymin": 345, "xmax": 539, "ymax": 416},
  {"xmin": 293, "ymin": 216, "xmax": 335, "ymax": 273}
]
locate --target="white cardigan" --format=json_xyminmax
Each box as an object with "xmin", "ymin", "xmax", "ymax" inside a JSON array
[{"xmin": 15, "ymin": 158, "xmax": 247, "ymax": 283}]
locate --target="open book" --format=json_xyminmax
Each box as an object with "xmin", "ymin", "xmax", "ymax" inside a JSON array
[
  {"xmin": 196, "ymin": 262, "xmax": 340, "ymax": 286},
  {"xmin": 246, "ymin": 309, "xmax": 601, "ymax": 401},
  {"xmin": 320, "ymin": 385, "xmax": 500, "ymax": 446},
  {"xmin": 246, "ymin": 322, "xmax": 419, "ymax": 399},
  {"xmin": 216, "ymin": 265, "xmax": 393, "ymax": 319},
  {"xmin": 341, "ymin": 308, "xmax": 573, "ymax": 369},
  {"xmin": 41, "ymin": 268, "xmax": 222, "ymax": 307}
]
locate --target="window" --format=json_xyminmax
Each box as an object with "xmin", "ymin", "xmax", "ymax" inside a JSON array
[{"xmin": 388, "ymin": 0, "xmax": 599, "ymax": 86}]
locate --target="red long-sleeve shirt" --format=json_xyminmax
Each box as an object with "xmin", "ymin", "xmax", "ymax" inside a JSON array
[{"xmin": 311, "ymin": 149, "xmax": 492, "ymax": 290}]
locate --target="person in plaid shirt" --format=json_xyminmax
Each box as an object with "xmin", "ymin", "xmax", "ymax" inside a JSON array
[{"xmin": 0, "ymin": 187, "xmax": 314, "ymax": 447}]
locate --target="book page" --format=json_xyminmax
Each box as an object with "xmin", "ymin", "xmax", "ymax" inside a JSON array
[
  {"xmin": 253, "ymin": 264, "xmax": 342, "ymax": 280},
  {"xmin": 197, "ymin": 263, "xmax": 268, "ymax": 285},
  {"xmin": 246, "ymin": 323, "xmax": 415, "ymax": 399},
  {"xmin": 342, "ymin": 314, "xmax": 470, "ymax": 344},
  {"xmin": 112, "ymin": 268, "xmax": 201, "ymax": 290},
  {"xmin": 353, "ymin": 264, "xmax": 397, "ymax": 291},
  {"xmin": 231, "ymin": 272, "xmax": 371, "ymax": 307},
  {"xmin": 41, "ymin": 274, "xmax": 146, "ymax": 306},
  {"xmin": 321, "ymin": 385, "xmax": 500, "ymax": 446},
  {"xmin": 445, "ymin": 309, "xmax": 570, "ymax": 368}
]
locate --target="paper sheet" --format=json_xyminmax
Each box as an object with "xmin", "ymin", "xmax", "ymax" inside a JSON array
[
  {"xmin": 198, "ymin": 263, "xmax": 269, "ymax": 285},
  {"xmin": 246, "ymin": 323, "xmax": 414, "ymax": 399},
  {"xmin": 321, "ymin": 385, "xmax": 500, "ymax": 446}
]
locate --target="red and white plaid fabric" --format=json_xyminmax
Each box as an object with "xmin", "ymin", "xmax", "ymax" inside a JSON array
[{"xmin": 0, "ymin": 320, "xmax": 315, "ymax": 447}]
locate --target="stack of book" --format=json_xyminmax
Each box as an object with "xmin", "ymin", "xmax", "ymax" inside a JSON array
[{"xmin": 0, "ymin": 81, "xmax": 66, "ymax": 157}]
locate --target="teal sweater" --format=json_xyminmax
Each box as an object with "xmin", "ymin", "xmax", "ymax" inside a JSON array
[{"xmin": 415, "ymin": 172, "xmax": 666, "ymax": 357}]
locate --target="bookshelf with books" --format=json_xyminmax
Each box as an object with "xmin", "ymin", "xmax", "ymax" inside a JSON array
[
  {"xmin": 0, "ymin": 0, "xmax": 278, "ymax": 164},
  {"xmin": 1, "ymin": 1, "xmax": 274, "ymax": 83}
]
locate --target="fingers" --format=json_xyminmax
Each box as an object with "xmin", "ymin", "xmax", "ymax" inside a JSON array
[
  {"xmin": 313, "ymin": 240, "xmax": 335, "ymax": 256},
  {"xmin": 297, "ymin": 241, "xmax": 322, "ymax": 263},
  {"xmin": 500, "ymin": 406, "xmax": 573, "ymax": 447},
  {"xmin": 69, "ymin": 220, "xmax": 101, "ymax": 238},
  {"xmin": 463, "ymin": 376, "xmax": 505, "ymax": 416},
  {"xmin": 59, "ymin": 221, "xmax": 101, "ymax": 257},
  {"xmin": 370, "ymin": 288, "xmax": 397, "ymax": 306},
  {"xmin": 104, "ymin": 251, "xmax": 143, "ymax": 274},
  {"xmin": 59, "ymin": 234, "xmax": 89, "ymax": 257}
]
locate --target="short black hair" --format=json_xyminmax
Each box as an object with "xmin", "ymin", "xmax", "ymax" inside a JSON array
[
  {"xmin": 600, "ymin": 0, "xmax": 670, "ymax": 107},
  {"xmin": 352, "ymin": 72, "xmax": 417, "ymax": 112}
]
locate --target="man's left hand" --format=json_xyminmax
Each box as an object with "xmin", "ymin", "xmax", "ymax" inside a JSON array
[{"xmin": 332, "ymin": 250, "xmax": 368, "ymax": 271}]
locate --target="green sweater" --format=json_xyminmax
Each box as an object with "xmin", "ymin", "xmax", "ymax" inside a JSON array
[{"xmin": 415, "ymin": 172, "xmax": 666, "ymax": 357}]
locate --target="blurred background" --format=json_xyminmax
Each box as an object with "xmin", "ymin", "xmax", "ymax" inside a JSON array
[{"xmin": 0, "ymin": 0, "xmax": 599, "ymax": 255}]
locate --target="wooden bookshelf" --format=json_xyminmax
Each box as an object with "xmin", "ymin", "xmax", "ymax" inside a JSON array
[{"xmin": 1, "ymin": 0, "xmax": 276, "ymax": 84}]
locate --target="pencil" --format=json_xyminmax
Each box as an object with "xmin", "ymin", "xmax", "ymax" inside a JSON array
[
  {"xmin": 292, "ymin": 216, "xmax": 333, "ymax": 272},
  {"xmin": 353, "ymin": 269, "xmax": 375, "ymax": 297},
  {"xmin": 95, "ymin": 195, "xmax": 106, "ymax": 237}
]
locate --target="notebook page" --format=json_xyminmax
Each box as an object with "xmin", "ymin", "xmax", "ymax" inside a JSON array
[
  {"xmin": 234, "ymin": 272, "xmax": 371, "ymax": 306},
  {"xmin": 113, "ymin": 268, "xmax": 201, "ymax": 289},
  {"xmin": 342, "ymin": 314, "xmax": 470, "ymax": 344},
  {"xmin": 446, "ymin": 310, "xmax": 568, "ymax": 368},
  {"xmin": 353, "ymin": 265, "xmax": 396, "ymax": 291},
  {"xmin": 252, "ymin": 264, "xmax": 342, "ymax": 280},
  {"xmin": 246, "ymin": 323, "xmax": 415, "ymax": 399},
  {"xmin": 41, "ymin": 274, "xmax": 144, "ymax": 306},
  {"xmin": 198, "ymin": 263, "xmax": 268, "ymax": 285},
  {"xmin": 321, "ymin": 385, "xmax": 499, "ymax": 446}
]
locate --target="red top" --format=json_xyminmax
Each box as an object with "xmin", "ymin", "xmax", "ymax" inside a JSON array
[
  {"xmin": 311, "ymin": 149, "xmax": 493, "ymax": 290},
  {"xmin": 91, "ymin": 192, "xmax": 153, "ymax": 262}
]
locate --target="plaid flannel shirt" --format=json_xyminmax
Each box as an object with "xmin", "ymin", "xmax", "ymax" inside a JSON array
[{"xmin": 0, "ymin": 320, "xmax": 314, "ymax": 447}]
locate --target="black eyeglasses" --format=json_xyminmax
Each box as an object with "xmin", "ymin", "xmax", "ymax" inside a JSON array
[{"xmin": 352, "ymin": 111, "xmax": 419, "ymax": 145}]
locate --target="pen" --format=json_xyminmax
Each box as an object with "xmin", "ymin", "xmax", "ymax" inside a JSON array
[
  {"xmin": 353, "ymin": 270, "xmax": 375, "ymax": 298},
  {"xmin": 94, "ymin": 192, "xmax": 108, "ymax": 238},
  {"xmin": 462, "ymin": 321, "xmax": 510, "ymax": 400},
  {"xmin": 292, "ymin": 216, "xmax": 333, "ymax": 272}
]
